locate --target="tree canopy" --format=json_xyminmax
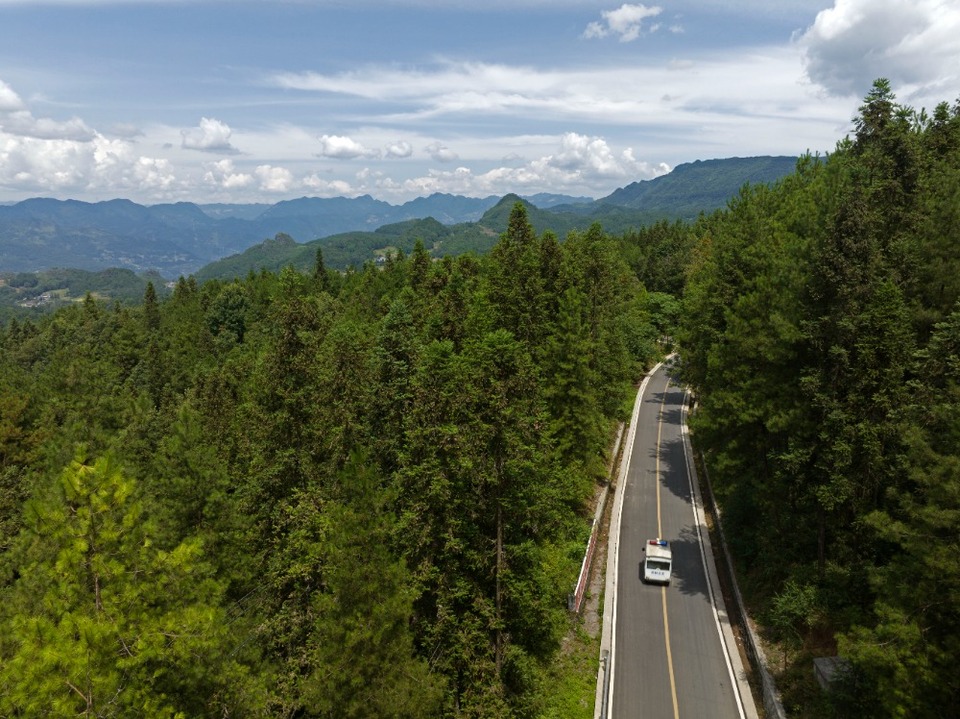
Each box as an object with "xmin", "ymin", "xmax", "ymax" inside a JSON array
[
  {"xmin": 677, "ymin": 79, "xmax": 960, "ymax": 717},
  {"xmin": 0, "ymin": 203, "xmax": 657, "ymax": 716}
]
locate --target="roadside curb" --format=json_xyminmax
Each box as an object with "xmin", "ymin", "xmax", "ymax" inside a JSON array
[
  {"xmin": 681, "ymin": 395, "xmax": 760, "ymax": 719},
  {"xmin": 593, "ymin": 361, "xmax": 660, "ymax": 719}
]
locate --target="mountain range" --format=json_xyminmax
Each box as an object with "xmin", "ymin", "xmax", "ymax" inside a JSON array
[{"xmin": 0, "ymin": 156, "xmax": 799, "ymax": 279}]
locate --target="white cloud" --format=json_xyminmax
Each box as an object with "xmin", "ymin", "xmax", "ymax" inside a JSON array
[
  {"xmin": 0, "ymin": 110, "xmax": 96, "ymax": 141},
  {"xmin": 425, "ymin": 142, "xmax": 459, "ymax": 162},
  {"xmin": 0, "ymin": 128, "xmax": 183, "ymax": 199},
  {"xmin": 0, "ymin": 80, "xmax": 94, "ymax": 142},
  {"xmin": 797, "ymin": 0, "xmax": 960, "ymax": 98},
  {"xmin": 255, "ymin": 164, "xmax": 294, "ymax": 192},
  {"xmin": 273, "ymin": 57, "xmax": 824, "ymax": 132},
  {"xmin": 302, "ymin": 173, "xmax": 355, "ymax": 196},
  {"xmin": 272, "ymin": 60, "xmax": 588, "ymax": 108},
  {"xmin": 181, "ymin": 117, "xmax": 240, "ymax": 154},
  {"xmin": 584, "ymin": 4, "xmax": 663, "ymax": 42},
  {"xmin": 317, "ymin": 133, "xmax": 380, "ymax": 159},
  {"xmin": 384, "ymin": 132, "xmax": 670, "ymax": 200},
  {"xmin": 204, "ymin": 159, "xmax": 254, "ymax": 190},
  {"xmin": 385, "ymin": 140, "xmax": 413, "ymax": 158},
  {"xmin": 545, "ymin": 132, "xmax": 633, "ymax": 177},
  {"xmin": 0, "ymin": 80, "xmax": 26, "ymax": 112},
  {"xmin": 133, "ymin": 156, "xmax": 176, "ymax": 191}
]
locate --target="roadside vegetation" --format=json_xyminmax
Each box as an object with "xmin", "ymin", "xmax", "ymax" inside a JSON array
[{"xmin": 677, "ymin": 79, "xmax": 960, "ymax": 717}]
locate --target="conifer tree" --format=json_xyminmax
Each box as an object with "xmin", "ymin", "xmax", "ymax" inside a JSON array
[
  {"xmin": 0, "ymin": 451, "xmax": 266, "ymax": 716},
  {"xmin": 143, "ymin": 280, "xmax": 160, "ymax": 333},
  {"xmin": 301, "ymin": 455, "xmax": 444, "ymax": 718}
]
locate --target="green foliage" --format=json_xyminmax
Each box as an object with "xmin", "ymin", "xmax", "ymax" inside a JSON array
[
  {"xmin": 677, "ymin": 81, "xmax": 960, "ymax": 717},
  {"xmin": 0, "ymin": 268, "xmax": 169, "ymax": 326},
  {"xmin": 301, "ymin": 455, "xmax": 445, "ymax": 718},
  {"xmin": 0, "ymin": 451, "xmax": 266, "ymax": 716},
  {"xmin": 205, "ymin": 281, "xmax": 250, "ymax": 345},
  {"xmin": 0, "ymin": 161, "xmax": 659, "ymax": 716}
]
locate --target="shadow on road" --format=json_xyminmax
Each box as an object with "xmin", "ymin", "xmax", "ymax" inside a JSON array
[{"xmin": 636, "ymin": 386, "xmax": 711, "ymax": 601}]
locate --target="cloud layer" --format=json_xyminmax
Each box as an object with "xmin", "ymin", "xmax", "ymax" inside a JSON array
[
  {"xmin": 798, "ymin": 0, "xmax": 960, "ymax": 98},
  {"xmin": 1, "ymin": 1, "xmax": 958, "ymax": 205}
]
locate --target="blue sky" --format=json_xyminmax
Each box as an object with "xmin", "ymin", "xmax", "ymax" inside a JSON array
[{"xmin": 1, "ymin": 0, "xmax": 958, "ymax": 205}]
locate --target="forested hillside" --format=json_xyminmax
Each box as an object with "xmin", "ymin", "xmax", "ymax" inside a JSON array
[
  {"xmin": 0, "ymin": 205, "xmax": 662, "ymax": 716},
  {"xmin": 3, "ymin": 75, "xmax": 956, "ymax": 719},
  {"xmin": 677, "ymin": 80, "xmax": 960, "ymax": 717}
]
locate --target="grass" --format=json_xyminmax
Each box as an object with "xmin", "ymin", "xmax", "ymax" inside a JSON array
[{"xmin": 531, "ymin": 618, "xmax": 601, "ymax": 719}]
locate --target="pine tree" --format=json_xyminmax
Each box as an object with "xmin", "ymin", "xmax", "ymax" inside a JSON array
[{"xmin": 0, "ymin": 451, "xmax": 266, "ymax": 716}]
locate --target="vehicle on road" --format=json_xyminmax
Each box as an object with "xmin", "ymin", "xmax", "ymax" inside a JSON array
[{"xmin": 643, "ymin": 539, "xmax": 672, "ymax": 584}]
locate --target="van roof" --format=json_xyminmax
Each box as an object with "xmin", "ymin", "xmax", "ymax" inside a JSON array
[{"xmin": 646, "ymin": 539, "xmax": 672, "ymax": 560}]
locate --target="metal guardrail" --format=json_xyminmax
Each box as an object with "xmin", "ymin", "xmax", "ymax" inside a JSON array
[
  {"xmin": 570, "ymin": 518, "xmax": 599, "ymax": 613},
  {"xmin": 599, "ymin": 649, "xmax": 610, "ymax": 719},
  {"xmin": 570, "ymin": 424, "xmax": 624, "ymax": 615}
]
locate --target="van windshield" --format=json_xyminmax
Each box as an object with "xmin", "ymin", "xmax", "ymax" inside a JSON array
[{"xmin": 646, "ymin": 559, "xmax": 670, "ymax": 571}]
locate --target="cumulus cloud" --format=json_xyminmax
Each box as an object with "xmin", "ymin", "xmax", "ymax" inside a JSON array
[
  {"xmin": 384, "ymin": 140, "xmax": 413, "ymax": 158},
  {"xmin": 0, "ymin": 81, "xmax": 175, "ymax": 198},
  {"xmin": 0, "ymin": 81, "xmax": 95, "ymax": 141},
  {"xmin": 256, "ymin": 164, "xmax": 294, "ymax": 192},
  {"xmin": 797, "ymin": 0, "xmax": 960, "ymax": 97},
  {"xmin": 584, "ymin": 3, "xmax": 663, "ymax": 42},
  {"xmin": 0, "ymin": 80, "xmax": 25, "ymax": 112},
  {"xmin": 1, "ymin": 111, "xmax": 96, "ymax": 141},
  {"xmin": 302, "ymin": 173, "xmax": 355, "ymax": 196},
  {"xmin": 133, "ymin": 156, "xmax": 176, "ymax": 191},
  {"xmin": 536, "ymin": 132, "xmax": 669, "ymax": 181},
  {"xmin": 203, "ymin": 159, "xmax": 253, "ymax": 190},
  {"xmin": 425, "ymin": 142, "xmax": 459, "ymax": 162},
  {"xmin": 181, "ymin": 117, "xmax": 239, "ymax": 154},
  {"xmin": 0, "ymin": 128, "xmax": 180, "ymax": 198},
  {"xmin": 392, "ymin": 132, "xmax": 669, "ymax": 200},
  {"xmin": 317, "ymin": 134, "xmax": 381, "ymax": 159}
]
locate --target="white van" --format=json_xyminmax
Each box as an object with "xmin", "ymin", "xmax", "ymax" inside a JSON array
[{"xmin": 643, "ymin": 539, "xmax": 672, "ymax": 584}]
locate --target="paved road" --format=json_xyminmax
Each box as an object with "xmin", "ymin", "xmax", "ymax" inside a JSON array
[{"xmin": 609, "ymin": 361, "xmax": 747, "ymax": 719}]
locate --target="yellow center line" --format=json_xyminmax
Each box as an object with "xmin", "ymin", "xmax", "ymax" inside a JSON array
[
  {"xmin": 656, "ymin": 381, "xmax": 680, "ymax": 719},
  {"xmin": 662, "ymin": 588, "xmax": 679, "ymax": 719}
]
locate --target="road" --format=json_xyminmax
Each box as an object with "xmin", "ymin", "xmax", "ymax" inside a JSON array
[{"xmin": 607, "ymin": 360, "xmax": 753, "ymax": 719}]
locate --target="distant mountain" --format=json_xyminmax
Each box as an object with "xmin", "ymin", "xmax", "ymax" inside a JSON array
[
  {"xmin": 195, "ymin": 194, "xmax": 639, "ymax": 281},
  {"xmin": 595, "ymin": 156, "xmax": 800, "ymax": 217},
  {"xmin": 397, "ymin": 193, "xmax": 500, "ymax": 223},
  {"xmin": 195, "ymin": 196, "xmax": 531, "ymax": 281},
  {"xmin": 0, "ymin": 157, "xmax": 800, "ymax": 278},
  {"xmin": 0, "ymin": 192, "xmax": 576, "ymax": 277}
]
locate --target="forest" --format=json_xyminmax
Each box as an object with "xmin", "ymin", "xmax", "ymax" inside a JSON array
[
  {"xmin": 0, "ymin": 205, "xmax": 664, "ymax": 716},
  {"xmin": 1, "ymin": 78, "xmax": 958, "ymax": 718},
  {"xmin": 678, "ymin": 79, "xmax": 960, "ymax": 717}
]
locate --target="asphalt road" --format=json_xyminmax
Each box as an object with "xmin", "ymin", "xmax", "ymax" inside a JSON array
[{"xmin": 609, "ymin": 361, "xmax": 747, "ymax": 719}]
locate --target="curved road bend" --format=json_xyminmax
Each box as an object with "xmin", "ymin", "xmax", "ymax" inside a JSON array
[{"xmin": 609, "ymin": 361, "xmax": 753, "ymax": 719}]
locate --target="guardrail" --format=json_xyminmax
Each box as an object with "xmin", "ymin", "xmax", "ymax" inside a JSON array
[
  {"xmin": 569, "ymin": 424, "xmax": 624, "ymax": 614},
  {"xmin": 569, "ymin": 518, "xmax": 599, "ymax": 613}
]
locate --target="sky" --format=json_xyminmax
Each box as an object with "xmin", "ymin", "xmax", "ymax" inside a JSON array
[{"xmin": 0, "ymin": 0, "xmax": 958, "ymax": 206}]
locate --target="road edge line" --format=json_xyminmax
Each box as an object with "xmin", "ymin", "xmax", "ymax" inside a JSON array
[
  {"xmin": 594, "ymin": 359, "xmax": 664, "ymax": 719},
  {"xmin": 680, "ymin": 390, "xmax": 760, "ymax": 719}
]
